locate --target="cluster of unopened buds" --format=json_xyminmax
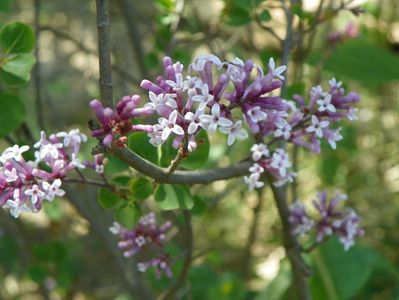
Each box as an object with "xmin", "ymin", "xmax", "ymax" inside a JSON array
[
  {"xmin": 0, "ymin": 129, "xmax": 105, "ymax": 218},
  {"xmin": 289, "ymin": 192, "xmax": 364, "ymax": 251},
  {"xmin": 109, "ymin": 213, "xmax": 173, "ymax": 278}
]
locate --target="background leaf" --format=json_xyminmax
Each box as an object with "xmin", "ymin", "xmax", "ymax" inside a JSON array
[
  {"xmin": 0, "ymin": 21, "xmax": 35, "ymax": 53},
  {"xmin": 98, "ymin": 188, "xmax": 123, "ymax": 209},
  {"xmin": 1, "ymin": 53, "xmax": 36, "ymax": 85},
  {"xmin": 128, "ymin": 132, "xmax": 158, "ymax": 164},
  {"xmin": 114, "ymin": 203, "xmax": 141, "ymax": 229},
  {"xmin": 154, "ymin": 184, "xmax": 194, "ymax": 210},
  {"xmin": 181, "ymin": 130, "xmax": 210, "ymax": 169},
  {"xmin": 308, "ymin": 39, "xmax": 399, "ymax": 87},
  {"xmin": 310, "ymin": 238, "xmax": 378, "ymax": 300},
  {"xmin": 0, "ymin": 93, "xmax": 25, "ymax": 137},
  {"xmin": 129, "ymin": 177, "xmax": 153, "ymax": 201}
]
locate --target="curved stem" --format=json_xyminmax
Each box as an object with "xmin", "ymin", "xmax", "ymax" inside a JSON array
[{"xmin": 111, "ymin": 146, "xmax": 252, "ymax": 185}]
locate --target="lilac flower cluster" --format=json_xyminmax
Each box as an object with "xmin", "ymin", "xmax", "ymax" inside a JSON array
[
  {"xmin": 90, "ymin": 96, "xmax": 154, "ymax": 146},
  {"xmin": 141, "ymin": 55, "xmax": 287, "ymax": 151},
  {"xmin": 244, "ymin": 77, "xmax": 359, "ymax": 189},
  {"xmin": 0, "ymin": 129, "xmax": 87, "ymax": 218},
  {"xmin": 289, "ymin": 192, "xmax": 364, "ymax": 251},
  {"xmin": 245, "ymin": 143, "xmax": 296, "ymax": 189},
  {"xmin": 110, "ymin": 213, "xmax": 173, "ymax": 278},
  {"xmin": 87, "ymin": 55, "xmax": 359, "ymax": 190},
  {"xmin": 89, "ymin": 54, "xmax": 287, "ymax": 153}
]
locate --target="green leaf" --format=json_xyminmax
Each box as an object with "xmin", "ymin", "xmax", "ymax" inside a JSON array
[
  {"xmin": 310, "ymin": 238, "xmax": 378, "ymax": 300},
  {"xmin": 154, "ymin": 184, "xmax": 193, "ymax": 210},
  {"xmin": 98, "ymin": 188, "xmax": 123, "ymax": 208},
  {"xmin": 104, "ymin": 154, "xmax": 129, "ymax": 175},
  {"xmin": 286, "ymin": 82, "xmax": 305, "ymax": 99},
  {"xmin": 225, "ymin": 7, "xmax": 252, "ymax": 26},
  {"xmin": 0, "ymin": 93, "xmax": 25, "ymax": 137},
  {"xmin": 0, "ymin": 0, "xmax": 13, "ymax": 13},
  {"xmin": 181, "ymin": 130, "xmax": 210, "ymax": 169},
  {"xmin": 128, "ymin": 132, "xmax": 158, "ymax": 164},
  {"xmin": 0, "ymin": 22, "xmax": 35, "ymax": 53},
  {"xmin": 191, "ymin": 195, "xmax": 207, "ymax": 215},
  {"xmin": 1, "ymin": 53, "xmax": 36, "ymax": 85},
  {"xmin": 308, "ymin": 39, "xmax": 399, "ymax": 87},
  {"xmin": 159, "ymin": 137, "xmax": 178, "ymax": 167},
  {"xmin": 258, "ymin": 10, "xmax": 271, "ymax": 22},
  {"xmin": 114, "ymin": 203, "xmax": 141, "ymax": 229},
  {"xmin": 129, "ymin": 177, "xmax": 153, "ymax": 201},
  {"xmin": 28, "ymin": 264, "xmax": 47, "ymax": 283},
  {"xmin": 232, "ymin": 0, "xmax": 253, "ymax": 11},
  {"xmin": 144, "ymin": 51, "xmax": 159, "ymax": 70}
]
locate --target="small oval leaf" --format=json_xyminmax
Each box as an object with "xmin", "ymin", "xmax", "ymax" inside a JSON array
[
  {"xmin": 154, "ymin": 184, "xmax": 193, "ymax": 211},
  {"xmin": 181, "ymin": 130, "xmax": 210, "ymax": 170},
  {"xmin": 129, "ymin": 177, "xmax": 153, "ymax": 201},
  {"xmin": 1, "ymin": 53, "xmax": 36, "ymax": 85},
  {"xmin": 114, "ymin": 203, "xmax": 141, "ymax": 229},
  {"xmin": 0, "ymin": 22, "xmax": 35, "ymax": 53},
  {"xmin": 98, "ymin": 188, "xmax": 123, "ymax": 209},
  {"xmin": 128, "ymin": 132, "xmax": 158, "ymax": 164}
]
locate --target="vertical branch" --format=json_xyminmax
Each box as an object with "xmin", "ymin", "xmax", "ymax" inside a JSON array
[
  {"xmin": 269, "ymin": 179, "xmax": 311, "ymax": 300},
  {"xmin": 117, "ymin": 0, "xmax": 148, "ymax": 78},
  {"xmin": 33, "ymin": 0, "xmax": 44, "ymax": 130},
  {"xmin": 96, "ymin": 0, "xmax": 113, "ymax": 107},
  {"xmin": 161, "ymin": 210, "xmax": 193, "ymax": 300},
  {"xmin": 280, "ymin": 0, "xmax": 296, "ymax": 96},
  {"xmin": 275, "ymin": 1, "xmax": 311, "ymax": 299}
]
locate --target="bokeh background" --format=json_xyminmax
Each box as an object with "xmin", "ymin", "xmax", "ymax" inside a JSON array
[{"xmin": 0, "ymin": 0, "xmax": 399, "ymax": 299}]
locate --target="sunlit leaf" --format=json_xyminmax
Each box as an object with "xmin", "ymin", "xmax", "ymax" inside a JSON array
[
  {"xmin": 154, "ymin": 183, "xmax": 193, "ymax": 210},
  {"xmin": 0, "ymin": 22, "xmax": 35, "ymax": 53}
]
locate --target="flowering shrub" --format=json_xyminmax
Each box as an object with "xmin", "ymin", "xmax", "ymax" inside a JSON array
[{"xmin": 87, "ymin": 55, "xmax": 363, "ymax": 259}]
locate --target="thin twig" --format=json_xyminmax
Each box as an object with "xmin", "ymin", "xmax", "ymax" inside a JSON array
[
  {"xmin": 33, "ymin": 0, "xmax": 44, "ymax": 130},
  {"xmin": 40, "ymin": 26, "xmax": 141, "ymax": 87},
  {"xmin": 117, "ymin": 0, "xmax": 148, "ymax": 78},
  {"xmin": 96, "ymin": 0, "xmax": 113, "ymax": 106},
  {"xmin": 165, "ymin": 145, "xmax": 186, "ymax": 175},
  {"xmin": 273, "ymin": 2, "xmax": 311, "ymax": 300},
  {"xmin": 63, "ymin": 177, "xmax": 116, "ymax": 190}
]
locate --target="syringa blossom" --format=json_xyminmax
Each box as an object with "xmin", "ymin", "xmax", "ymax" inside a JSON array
[
  {"xmin": 0, "ymin": 129, "xmax": 88, "ymax": 217},
  {"xmin": 289, "ymin": 192, "xmax": 364, "ymax": 251},
  {"xmin": 245, "ymin": 143, "xmax": 296, "ymax": 189},
  {"xmin": 243, "ymin": 77, "xmax": 359, "ymax": 189},
  {"xmin": 140, "ymin": 55, "xmax": 287, "ymax": 151},
  {"xmin": 110, "ymin": 213, "xmax": 173, "ymax": 278}
]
